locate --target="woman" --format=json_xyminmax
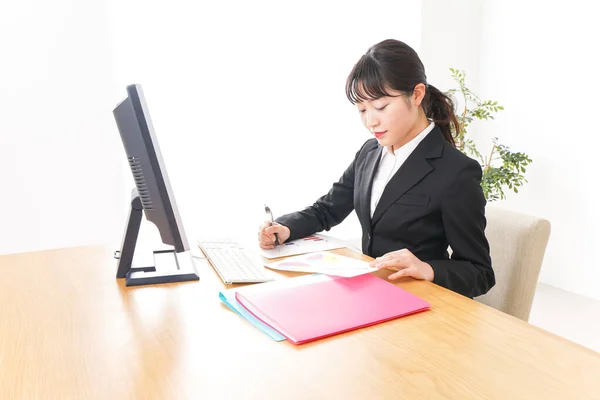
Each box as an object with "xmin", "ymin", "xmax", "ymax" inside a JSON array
[{"xmin": 258, "ymin": 39, "xmax": 495, "ymax": 298}]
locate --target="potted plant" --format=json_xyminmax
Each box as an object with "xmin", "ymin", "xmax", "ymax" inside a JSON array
[{"xmin": 445, "ymin": 68, "xmax": 532, "ymax": 201}]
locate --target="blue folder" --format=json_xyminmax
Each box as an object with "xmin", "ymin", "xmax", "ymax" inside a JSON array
[{"xmin": 219, "ymin": 288, "xmax": 286, "ymax": 341}]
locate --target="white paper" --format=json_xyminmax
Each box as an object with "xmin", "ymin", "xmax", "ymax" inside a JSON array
[
  {"xmin": 259, "ymin": 233, "xmax": 347, "ymax": 259},
  {"xmin": 264, "ymin": 251, "xmax": 376, "ymax": 277}
]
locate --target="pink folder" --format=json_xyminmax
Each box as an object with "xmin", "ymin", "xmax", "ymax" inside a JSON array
[{"xmin": 235, "ymin": 273, "xmax": 430, "ymax": 345}]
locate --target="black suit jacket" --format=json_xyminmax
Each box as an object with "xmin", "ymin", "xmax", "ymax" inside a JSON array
[{"xmin": 275, "ymin": 126, "xmax": 495, "ymax": 298}]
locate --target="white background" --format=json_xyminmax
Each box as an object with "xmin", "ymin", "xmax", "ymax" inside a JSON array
[
  {"xmin": 1, "ymin": 0, "xmax": 421, "ymax": 253},
  {"xmin": 0, "ymin": 0, "xmax": 125, "ymax": 255},
  {"xmin": 2, "ymin": 0, "xmax": 599, "ymax": 301}
]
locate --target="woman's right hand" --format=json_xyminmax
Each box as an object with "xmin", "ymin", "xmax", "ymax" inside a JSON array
[{"xmin": 258, "ymin": 222, "xmax": 291, "ymax": 249}]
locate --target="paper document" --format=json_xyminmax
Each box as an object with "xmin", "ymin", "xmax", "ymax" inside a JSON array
[
  {"xmin": 265, "ymin": 251, "xmax": 376, "ymax": 277},
  {"xmin": 259, "ymin": 234, "xmax": 347, "ymax": 259}
]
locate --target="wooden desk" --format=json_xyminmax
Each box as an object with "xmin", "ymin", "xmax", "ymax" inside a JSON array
[{"xmin": 1, "ymin": 246, "xmax": 599, "ymax": 400}]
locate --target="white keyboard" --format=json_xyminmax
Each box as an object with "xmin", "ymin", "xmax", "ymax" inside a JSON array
[{"xmin": 197, "ymin": 240, "xmax": 273, "ymax": 284}]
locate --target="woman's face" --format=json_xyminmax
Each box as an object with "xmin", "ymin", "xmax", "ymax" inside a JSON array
[{"xmin": 356, "ymin": 85, "xmax": 426, "ymax": 150}]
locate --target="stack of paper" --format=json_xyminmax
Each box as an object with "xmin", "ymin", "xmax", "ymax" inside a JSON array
[
  {"xmin": 259, "ymin": 234, "xmax": 347, "ymax": 259},
  {"xmin": 265, "ymin": 251, "xmax": 376, "ymax": 277}
]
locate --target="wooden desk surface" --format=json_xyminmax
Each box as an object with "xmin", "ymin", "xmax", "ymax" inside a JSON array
[{"xmin": 1, "ymin": 245, "xmax": 599, "ymax": 400}]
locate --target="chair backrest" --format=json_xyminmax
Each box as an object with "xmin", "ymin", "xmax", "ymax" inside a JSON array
[{"xmin": 476, "ymin": 205, "xmax": 551, "ymax": 321}]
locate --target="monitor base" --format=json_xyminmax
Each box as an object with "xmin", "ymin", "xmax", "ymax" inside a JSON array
[
  {"xmin": 115, "ymin": 191, "xmax": 199, "ymax": 287},
  {"xmin": 125, "ymin": 249, "xmax": 199, "ymax": 287}
]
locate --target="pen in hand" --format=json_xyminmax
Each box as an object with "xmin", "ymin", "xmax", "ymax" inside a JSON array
[{"xmin": 264, "ymin": 204, "xmax": 280, "ymax": 250}]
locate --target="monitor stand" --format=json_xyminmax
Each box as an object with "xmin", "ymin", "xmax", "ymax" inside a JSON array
[{"xmin": 114, "ymin": 194, "xmax": 200, "ymax": 287}]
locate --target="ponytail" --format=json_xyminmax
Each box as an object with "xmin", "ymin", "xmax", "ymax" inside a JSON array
[
  {"xmin": 345, "ymin": 39, "xmax": 460, "ymax": 146},
  {"xmin": 423, "ymin": 84, "xmax": 458, "ymax": 146}
]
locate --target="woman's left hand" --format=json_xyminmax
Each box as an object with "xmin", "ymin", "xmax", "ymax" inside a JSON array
[{"xmin": 369, "ymin": 249, "xmax": 435, "ymax": 282}]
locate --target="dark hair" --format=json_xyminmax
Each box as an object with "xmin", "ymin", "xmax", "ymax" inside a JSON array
[{"xmin": 345, "ymin": 39, "xmax": 458, "ymax": 146}]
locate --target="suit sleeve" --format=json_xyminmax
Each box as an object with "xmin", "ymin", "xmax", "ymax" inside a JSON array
[
  {"xmin": 427, "ymin": 159, "xmax": 495, "ymax": 298},
  {"xmin": 274, "ymin": 142, "xmax": 368, "ymax": 241}
]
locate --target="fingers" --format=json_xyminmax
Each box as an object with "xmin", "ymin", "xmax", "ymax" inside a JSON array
[
  {"xmin": 369, "ymin": 248, "xmax": 412, "ymax": 268},
  {"xmin": 259, "ymin": 236, "xmax": 276, "ymax": 249},
  {"xmin": 369, "ymin": 259, "xmax": 399, "ymax": 271},
  {"xmin": 388, "ymin": 268, "xmax": 412, "ymax": 280},
  {"xmin": 369, "ymin": 256, "xmax": 383, "ymax": 267},
  {"xmin": 264, "ymin": 225, "xmax": 282, "ymax": 244},
  {"xmin": 386, "ymin": 248, "xmax": 410, "ymax": 257},
  {"xmin": 369, "ymin": 255, "xmax": 403, "ymax": 269},
  {"xmin": 264, "ymin": 225, "xmax": 284, "ymax": 236},
  {"xmin": 367, "ymin": 249, "xmax": 423, "ymax": 280},
  {"xmin": 257, "ymin": 222, "xmax": 284, "ymax": 248},
  {"xmin": 258, "ymin": 223, "xmax": 273, "ymax": 248},
  {"xmin": 259, "ymin": 234, "xmax": 276, "ymax": 248},
  {"xmin": 257, "ymin": 220, "xmax": 292, "ymax": 250}
]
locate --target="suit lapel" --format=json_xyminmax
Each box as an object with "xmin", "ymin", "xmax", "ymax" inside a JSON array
[
  {"xmin": 358, "ymin": 147, "xmax": 381, "ymax": 226},
  {"xmin": 371, "ymin": 127, "xmax": 445, "ymax": 226}
]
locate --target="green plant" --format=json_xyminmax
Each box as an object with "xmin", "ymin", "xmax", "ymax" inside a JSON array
[{"xmin": 445, "ymin": 68, "xmax": 532, "ymax": 202}]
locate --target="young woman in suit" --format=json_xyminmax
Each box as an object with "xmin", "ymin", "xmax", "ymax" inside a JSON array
[{"xmin": 258, "ymin": 39, "xmax": 495, "ymax": 298}]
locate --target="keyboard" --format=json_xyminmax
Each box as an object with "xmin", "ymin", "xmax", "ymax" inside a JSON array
[{"xmin": 197, "ymin": 240, "xmax": 274, "ymax": 284}]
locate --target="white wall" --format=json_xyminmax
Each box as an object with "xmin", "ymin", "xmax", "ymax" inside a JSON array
[
  {"xmin": 421, "ymin": 0, "xmax": 600, "ymax": 301},
  {"xmin": 1, "ymin": 1, "xmax": 422, "ymax": 255},
  {"xmin": 420, "ymin": 0, "xmax": 489, "ymax": 146},
  {"xmin": 479, "ymin": 0, "xmax": 600, "ymax": 301},
  {"xmin": 420, "ymin": 0, "xmax": 483, "ymax": 96},
  {"xmin": 107, "ymin": 0, "xmax": 423, "ymax": 247},
  {"xmin": 0, "ymin": 1, "xmax": 126, "ymax": 255}
]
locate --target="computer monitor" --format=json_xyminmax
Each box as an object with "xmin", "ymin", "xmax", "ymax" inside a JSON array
[{"xmin": 112, "ymin": 84, "xmax": 199, "ymax": 286}]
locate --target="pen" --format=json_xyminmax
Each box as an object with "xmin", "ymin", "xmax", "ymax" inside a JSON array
[{"xmin": 264, "ymin": 204, "xmax": 280, "ymax": 250}]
